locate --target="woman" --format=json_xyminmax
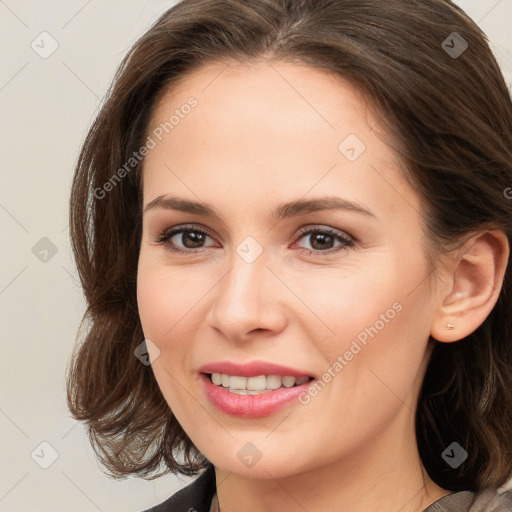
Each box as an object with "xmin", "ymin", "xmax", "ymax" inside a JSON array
[{"xmin": 66, "ymin": 0, "xmax": 512, "ymax": 510}]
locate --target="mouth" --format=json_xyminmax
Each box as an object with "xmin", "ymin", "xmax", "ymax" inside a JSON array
[
  {"xmin": 203, "ymin": 372, "xmax": 315, "ymax": 395},
  {"xmin": 199, "ymin": 368, "xmax": 317, "ymax": 417},
  {"xmin": 197, "ymin": 360, "xmax": 317, "ymax": 417}
]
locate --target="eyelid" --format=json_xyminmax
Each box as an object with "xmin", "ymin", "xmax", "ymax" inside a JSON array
[
  {"xmin": 154, "ymin": 224, "xmax": 218, "ymax": 245},
  {"xmin": 154, "ymin": 223, "xmax": 355, "ymax": 255},
  {"xmin": 294, "ymin": 224, "xmax": 354, "ymax": 242},
  {"xmin": 291, "ymin": 225, "xmax": 355, "ymax": 255}
]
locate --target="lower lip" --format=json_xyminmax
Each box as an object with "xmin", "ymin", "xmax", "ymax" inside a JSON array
[{"xmin": 200, "ymin": 373, "xmax": 314, "ymax": 418}]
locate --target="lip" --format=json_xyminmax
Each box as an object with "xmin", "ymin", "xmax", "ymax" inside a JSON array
[
  {"xmin": 199, "ymin": 372, "xmax": 314, "ymax": 418},
  {"xmin": 198, "ymin": 360, "xmax": 314, "ymax": 378},
  {"xmin": 198, "ymin": 360, "xmax": 316, "ymax": 418}
]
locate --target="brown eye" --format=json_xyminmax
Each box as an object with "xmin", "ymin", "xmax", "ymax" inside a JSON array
[
  {"xmin": 294, "ymin": 227, "xmax": 354, "ymax": 255},
  {"xmin": 155, "ymin": 226, "xmax": 216, "ymax": 253},
  {"xmin": 175, "ymin": 230, "xmax": 207, "ymax": 249}
]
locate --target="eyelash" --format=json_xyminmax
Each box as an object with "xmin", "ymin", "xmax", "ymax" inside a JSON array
[{"xmin": 154, "ymin": 224, "xmax": 355, "ymax": 256}]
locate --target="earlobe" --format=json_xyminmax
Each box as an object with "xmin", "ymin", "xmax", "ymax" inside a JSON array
[{"xmin": 430, "ymin": 229, "xmax": 509, "ymax": 343}]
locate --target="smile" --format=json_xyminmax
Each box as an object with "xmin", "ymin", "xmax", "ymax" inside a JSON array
[
  {"xmin": 199, "ymin": 372, "xmax": 316, "ymax": 417},
  {"xmin": 208, "ymin": 373, "xmax": 313, "ymax": 394}
]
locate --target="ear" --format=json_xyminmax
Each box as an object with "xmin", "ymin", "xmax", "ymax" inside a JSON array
[{"xmin": 430, "ymin": 229, "xmax": 510, "ymax": 343}]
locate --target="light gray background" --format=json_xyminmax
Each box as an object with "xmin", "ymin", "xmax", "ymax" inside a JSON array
[{"xmin": 1, "ymin": 1, "xmax": 511, "ymax": 511}]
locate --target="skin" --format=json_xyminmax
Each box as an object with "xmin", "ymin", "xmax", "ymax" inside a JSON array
[{"xmin": 136, "ymin": 60, "xmax": 509, "ymax": 512}]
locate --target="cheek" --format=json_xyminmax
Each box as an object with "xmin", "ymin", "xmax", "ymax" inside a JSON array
[
  {"xmin": 298, "ymin": 252, "xmax": 424, "ymax": 346},
  {"xmin": 136, "ymin": 262, "xmax": 196, "ymax": 413},
  {"xmin": 137, "ymin": 258, "xmax": 197, "ymax": 342},
  {"xmin": 304, "ymin": 246, "xmax": 432, "ymax": 386},
  {"xmin": 136, "ymin": 258, "xmax": 215, "ymax": 380},
  {"xmin": 137, "ymin": 265, "xmax": 171, "ymax": 341}
]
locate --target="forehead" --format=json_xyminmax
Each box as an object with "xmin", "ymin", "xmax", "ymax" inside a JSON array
[
  {"xmin": 148, "ymin": 59, "xmax": 376, "ymax": 143},
  {"xmin": 142, "ymin": 60, "xmax": 421, "ymax": 223}
]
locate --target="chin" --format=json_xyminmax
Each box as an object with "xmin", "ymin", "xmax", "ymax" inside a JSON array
[{"xmin": 203, "ymin": 441, "xmax": 312, "ymax": 480}]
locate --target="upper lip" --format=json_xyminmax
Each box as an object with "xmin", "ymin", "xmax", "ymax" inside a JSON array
[{"xmin": 199, "ymin": 360, "xmax": 314, "ymax": 378}]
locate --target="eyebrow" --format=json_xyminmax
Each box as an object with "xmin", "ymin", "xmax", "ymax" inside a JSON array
[{"xmin": 143, "ymin": 195, "xmax": 377, "ymax": 220}]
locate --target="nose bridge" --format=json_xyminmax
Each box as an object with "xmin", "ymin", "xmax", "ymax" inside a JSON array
[
  {"xmin": 207, "ymin": 238, "xmax": 284, "ymax": 338},
  {"xmin": 220, "ymin": 245, "xmax": 268, "ymax": 317}
]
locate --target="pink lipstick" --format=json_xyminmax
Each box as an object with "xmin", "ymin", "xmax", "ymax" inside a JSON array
[{"xmin": 198, "ymin": 360, "xmax": 316, "ymax": 418}]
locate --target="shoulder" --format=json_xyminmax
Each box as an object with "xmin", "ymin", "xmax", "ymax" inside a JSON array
[
  {"xmin": 469, "ymin": 488, "xmax": 512, "ymax": 511},
  {"xmin": 139, "ymin": 464, "xmax": 217, "ymax": 512},
  {"xmin": 425, "ymin": 488, "xmax": 512, "ymax": 511}
]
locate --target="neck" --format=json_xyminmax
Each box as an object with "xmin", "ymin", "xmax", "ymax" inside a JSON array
[{"xmin": 214, "ymin": 395, "xmax": 451, "ymax": 512}]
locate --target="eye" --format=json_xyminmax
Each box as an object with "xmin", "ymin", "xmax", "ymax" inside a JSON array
[
  {"xmin": 292, "ymin": 226, "xmax": 355, "ymax": 255},
  {"xmin": 154, "ymin": 224, "xmax": 355, "ymax": 256},
  {"xmin": 154, "ymin": 225, "xmax": 217, "ymax": 254}
]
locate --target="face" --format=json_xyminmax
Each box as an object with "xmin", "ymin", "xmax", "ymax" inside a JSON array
[{"xmin": 137, "ymin": 60, "xmax": 440, "ymax": 479}]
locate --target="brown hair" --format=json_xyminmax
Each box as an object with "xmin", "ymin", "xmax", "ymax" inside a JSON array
[{"xmin": 66, "ymin": 0, "xmax": 512, "ymax": 491}]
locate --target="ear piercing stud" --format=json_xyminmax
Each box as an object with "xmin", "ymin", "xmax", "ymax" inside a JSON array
[{"xmin": 446, "ymin": 323, "xmax": 455, "ymax": 330}]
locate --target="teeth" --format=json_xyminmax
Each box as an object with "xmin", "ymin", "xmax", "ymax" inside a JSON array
[
  {"xmin": 228, "ymin": 389, "xmax": 270, "ymax": 395},
  {"xmin": 209, "ymin": 373, "xmax": 312, "ymax": 391},
  {"xmin": 230, "ymin": 376, "xmax": 247, "ymax": 390},
  {"xmin": 282, "ymin": 376, "xmax": 296, "ymax": 388},
  {"xmin": 247, "ymin": 375, "xmax": 266, "ymax": 391},
  {"xmin": 266, "ymin": 375, "xmax": 282, "ymax": 390}
]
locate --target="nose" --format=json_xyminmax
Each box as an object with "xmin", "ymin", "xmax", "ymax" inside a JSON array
[{"xmin": 206, "ymin": 246, "xmax": 287, "ymax": 342}]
